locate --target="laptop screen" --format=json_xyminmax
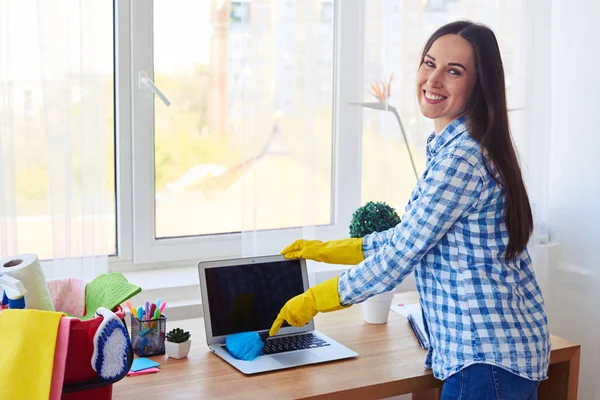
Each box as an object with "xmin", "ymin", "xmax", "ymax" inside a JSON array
[{"xmin": 204, "ymin": 259, "xmax": 305, "ymax": 337}]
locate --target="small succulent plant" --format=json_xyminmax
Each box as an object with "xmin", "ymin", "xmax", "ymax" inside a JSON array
[{"xmin": 166, "ymin": 327, "xmax": 191, "ymax": 343}]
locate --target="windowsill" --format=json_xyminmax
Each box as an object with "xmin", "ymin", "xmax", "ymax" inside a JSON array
[
  {"xmin": 122, "ymin": 264, "xmax": 202, "ymax": 321},
  {"xmin": 122, "ymin": 264, "xmax": 200, "ymax": 291}
]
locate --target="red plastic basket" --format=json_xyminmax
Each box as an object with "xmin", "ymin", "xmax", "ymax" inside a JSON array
[
  {"xmin": 1, "ymin": 285, "xmax": 133, "ymax": 399},
  {"xmin": 60, "ymin": 306, "xmax": 132, "ymax": 400}
]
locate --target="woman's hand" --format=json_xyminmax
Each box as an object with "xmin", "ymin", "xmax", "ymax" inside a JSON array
[
  {"xmin": 269, "ymin": 276, "xmax": 349, "ymax": 336},
  {"xmin": 281, "ymin": 238, "xmax": 364, "ymax": 265}
]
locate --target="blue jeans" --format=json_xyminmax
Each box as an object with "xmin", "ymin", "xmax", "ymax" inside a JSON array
[{"xmin": 441, "ymin": 363, "xmax": 539, "ymax": 400}]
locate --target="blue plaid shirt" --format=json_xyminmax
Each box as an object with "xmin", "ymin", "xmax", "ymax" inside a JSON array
[{"xmin": 338, "ymin": 116, "xmax": 550, "ymax": 382}]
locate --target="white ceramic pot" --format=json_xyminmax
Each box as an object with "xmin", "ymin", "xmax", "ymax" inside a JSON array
[
  {"xmin": 362, "ymin": 291, "xmax": 395, "ymax": 324},
  {"xmin": 166, "ymin": 340, "xmax": 192, "ymax": 359}
]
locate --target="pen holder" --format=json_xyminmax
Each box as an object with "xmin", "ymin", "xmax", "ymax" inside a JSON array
[{"xmin": 130, "ymin": 313, "xmax": 167, "ymax": 357}]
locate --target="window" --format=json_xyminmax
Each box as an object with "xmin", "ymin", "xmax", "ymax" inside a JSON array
[
  {"xmin": 120, "ymin": 0, "xmax": 527, "ymax": 268},
  {"xmin": 128, "ymin": 0, "xmax": 354, "ymax": 264},
  {"xmin": 0, "ymin": 1, "xmax": 528, "ymax": 271}
]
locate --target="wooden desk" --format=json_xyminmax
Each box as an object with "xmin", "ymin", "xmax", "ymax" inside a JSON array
[{"xmin": 114, "ymin": 292, "xmax": 580, "ymax": 400}]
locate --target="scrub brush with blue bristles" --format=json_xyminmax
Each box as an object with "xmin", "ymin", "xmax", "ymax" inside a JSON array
[{"xmin": 91, "ymin": 307, "xmax": 132, "ymax": 380}]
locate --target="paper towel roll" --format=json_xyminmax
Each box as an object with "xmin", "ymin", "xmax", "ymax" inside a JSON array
[{"xmin": 1, "ymin": 254, "xmax": 55, "ymax": 311}]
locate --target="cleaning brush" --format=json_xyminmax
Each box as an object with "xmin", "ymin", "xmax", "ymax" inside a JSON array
[
  {"xmin": 225, "ymin": 331, "xmax": 270, "ymax": 361},
  {"xmin": 92, "ymin": 307, "xmax": 132, "ymax": 380}
]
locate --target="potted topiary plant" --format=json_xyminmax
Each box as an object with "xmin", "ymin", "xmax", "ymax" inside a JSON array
[
  {"xmin": 350, "ymin": 201, "xmax": 402, "ymax": 324},
  {"xmin": 165, "ymin": 327, "xmax": 192, "ymax": 359},
  {"xmin": 349, "ymin": 201, "xmax": 401, "ymax": 238}
]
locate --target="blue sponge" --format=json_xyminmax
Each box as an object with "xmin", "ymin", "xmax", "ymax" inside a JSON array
[{"xmin": 225, "ymin": 332, "xmax": 265, "ymax": 361}]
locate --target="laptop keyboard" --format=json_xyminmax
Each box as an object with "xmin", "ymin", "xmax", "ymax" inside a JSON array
[{"xmin": 263, "ymin": 333, "xmax": 330, "ymax": 355}]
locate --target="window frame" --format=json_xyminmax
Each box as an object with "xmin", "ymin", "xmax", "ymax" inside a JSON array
[
  {"xmin": 114, "ymin": 0, "xmax": 134, "ymax": 265},
  {"xmin": 112, "ymin": 0, "xmax": 364, "ymax": 268}
]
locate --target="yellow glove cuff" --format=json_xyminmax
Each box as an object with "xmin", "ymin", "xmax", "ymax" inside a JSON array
[
  {"xmin": 317, "ymin": 238, "xmax": 364, "ymax": 265},
  {"xmin": 309, "ymin": 276, "xmax": 349, "ymax": 313}
]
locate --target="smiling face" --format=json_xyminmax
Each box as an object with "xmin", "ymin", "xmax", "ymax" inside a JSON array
[{"xmin": 416, "ymin": 34, "xmax": 477, "ymax": 133}]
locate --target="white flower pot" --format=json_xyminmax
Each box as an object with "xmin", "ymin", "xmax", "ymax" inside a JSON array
[
  {"xmin": 362, "ymin": 291, "xmax": 395, "ymax": 324},
  {"xmin": 166, "ymin": 340, "xmax": 191, "ymax": 359}
]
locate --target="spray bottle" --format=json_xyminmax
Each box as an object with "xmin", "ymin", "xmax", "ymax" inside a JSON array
[{"xmin": 0, "ymin": 274, "xmax": 27, "ymax": 309}]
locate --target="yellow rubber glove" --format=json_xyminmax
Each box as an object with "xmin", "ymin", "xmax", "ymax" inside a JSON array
[
  {"xmin": 269, "ymin": 276, "xmax": 349, "ymax": 336},
  {"xmin": 280, "ymin": 238, "xmax": 364, "ymax": 265}
]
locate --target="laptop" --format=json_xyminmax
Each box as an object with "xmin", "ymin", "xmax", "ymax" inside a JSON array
[{"xmin": 198, "ymin": 254, "xmax": 358, "ymax": 374}]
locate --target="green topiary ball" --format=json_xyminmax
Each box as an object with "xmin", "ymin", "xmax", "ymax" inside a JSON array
[{"xmin": 349, "ymin": 201, "xmax": 401, "ymax": 238}]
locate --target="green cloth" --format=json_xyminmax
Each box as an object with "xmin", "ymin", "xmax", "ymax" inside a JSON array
[{"xmin": 82, "ymin": 272, "xmax": 141, "ymax": 320}]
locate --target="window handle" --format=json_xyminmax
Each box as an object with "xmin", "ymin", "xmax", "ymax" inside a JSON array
[{"xmin": 138, "ymin": 71, "xmax": 171, "ymax": 107}]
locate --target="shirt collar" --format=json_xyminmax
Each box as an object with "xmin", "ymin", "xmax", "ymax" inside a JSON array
[{"xmin": 426, "ymin": 116, "xmax": 468, "ymax": 156}]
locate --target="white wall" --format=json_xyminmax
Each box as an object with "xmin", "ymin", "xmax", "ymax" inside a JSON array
[
  {"xmin": 545, "ymin": 0, "xmax": 600, "ymax": 399},
  {"xmin": 549, "ymin": 0, "xmax": 600, "ymax": 278}
]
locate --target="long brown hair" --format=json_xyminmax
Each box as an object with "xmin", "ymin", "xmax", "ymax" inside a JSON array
[{"xmin": 420, "ymin": 21, "xmax": 532, "ymax": 259}]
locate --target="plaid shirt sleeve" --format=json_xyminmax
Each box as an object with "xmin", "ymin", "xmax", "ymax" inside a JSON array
[
  {"xmin": 339, "ymin": 155, "xmax": 484, "ymax": 304},
  {"xmin": 361, "ymin": 227, "xmax": 396, "ymax": 258}
]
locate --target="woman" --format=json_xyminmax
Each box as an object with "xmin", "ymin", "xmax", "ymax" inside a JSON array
[{"xmin": 269, "ymin": 20, "xmax": 550, "ymax": 399}]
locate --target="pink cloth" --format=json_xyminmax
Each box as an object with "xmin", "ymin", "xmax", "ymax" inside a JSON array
[
  {"xmin": 127, "ymin": 367, "xmax": 160, "ymax": 377},
  {"xmin": 49, "ymin": 317, "xmax": 73, "ymax": 400},
  {"xmin": 47, "ymin": 278, "xmax": 88, "ymax": 317}
]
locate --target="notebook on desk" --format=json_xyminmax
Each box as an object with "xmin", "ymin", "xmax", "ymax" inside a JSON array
[
  {"xmin": 390, "ymin": 302, "xmax": 429, "ymax": 349},
  {"xmin": 198, "ymin": 255, "xmax": 358, "ymax": 375}
]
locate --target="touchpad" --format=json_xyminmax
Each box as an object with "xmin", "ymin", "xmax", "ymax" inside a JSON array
[{"xmin": 272, "ymin": 351, "xmax": 319, "ymax": 366}]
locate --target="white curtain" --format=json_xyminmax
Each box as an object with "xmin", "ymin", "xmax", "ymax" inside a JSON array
[{"xmin": 0, "ymin": 1, "xmax": 112, "ymax": 280}]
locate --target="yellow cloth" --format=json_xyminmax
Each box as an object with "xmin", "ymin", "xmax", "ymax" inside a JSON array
[
  {"xmin": 0, "ymin": 309, "xmax": 63, "ymax": 400},
  {"xmin": 281, "ymin": 238, "xmax": 364, "ymax": 265},
  {"xmin": 269, "ymin": 276, "xmax": 349, "ymax": 336}
]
